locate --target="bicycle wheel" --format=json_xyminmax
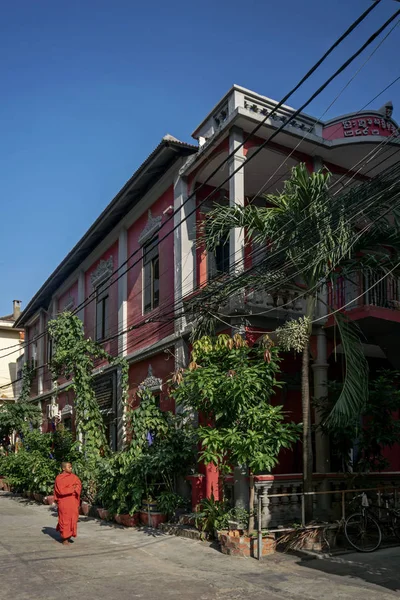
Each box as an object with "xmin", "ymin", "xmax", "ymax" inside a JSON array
[
  {"xmin": 391, "ymin": 510, "xmax": 400, "ymax": 541},
  {"xmin": 345, "ymin": 512, "xmax": 382, "ymax": 552}
]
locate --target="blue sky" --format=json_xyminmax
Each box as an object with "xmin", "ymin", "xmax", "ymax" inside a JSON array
[{"xmin": 0, "ymin": 0, "xmax": 399, "ymax": 316}]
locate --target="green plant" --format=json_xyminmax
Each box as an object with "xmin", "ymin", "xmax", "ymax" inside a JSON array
[
  {"xmin": 190, "ymin": 162, "xmax": 400, "ymax": 522},
  {"xmin": 171, "ymin": 333, "xmax": 300, "ymax": 532},
  {"xmin": 194, "ymin": 496, "xmax": 230, "ymax": 536},
  {"xmin": 317, "ymin": 370, "xmax": 400, "ymax": 472},
  {"xmin": 47, "ymin": 312, "xmax": 129, "ymax": 458},
  {"xmin": 156, "ymin": 491, "xmax": 185, "ymax": 516},
  {"xmin": 0, "ymin": 401, "xmax": 42, "ymax": 440}
]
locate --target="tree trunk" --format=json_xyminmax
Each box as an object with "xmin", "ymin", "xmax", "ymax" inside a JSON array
[
  {"xmin": 247, "ymin": 473, "xmax": 255, "ymax": 535},
  {"xmin": 302, "ymin": 339, "xmax": 313, "ymax": 523}
]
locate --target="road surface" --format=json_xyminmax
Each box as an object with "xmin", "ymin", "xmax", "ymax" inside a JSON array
[{"xmin": 1, "ymin": 492, "xmax": 399, "ymax": 599}]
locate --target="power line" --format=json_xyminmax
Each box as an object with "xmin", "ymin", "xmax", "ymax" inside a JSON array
[
  {"xmin": 12, "ymin": 1, "xmax": 384, "ymax": 356},
  {"xmin": 3, "ymin": 4, "xmax": 394, "ymax": 364}
]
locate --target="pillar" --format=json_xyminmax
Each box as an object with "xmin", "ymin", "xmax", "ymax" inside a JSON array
[
  {"xmin": 234, "ymin": 464, "xmax": 249, "ymax": 510},
  {"xmin": 312, "ymin": 281, "xmax": 331, "ymax": 518},
  {"xmin": 174, "ymin": 173, "xmax": 196, "ymax": 334},
  {"xmin": 117, "ymin": 228, "xmax": 128, "ymax": 449},
  {"xmin": 77, "ymin": 270, "xmax": 85, "ymax": 325},
  {"xmin": 228, "ymin": 127, "xmax": 245, "ymax": 275},
  {"xmin": 37, "ymin": 311, "xmax": 45, "ymax": 396},
  {"xmin": 205, "ymin": 462, "xmax": 220, "ymax": 501}
]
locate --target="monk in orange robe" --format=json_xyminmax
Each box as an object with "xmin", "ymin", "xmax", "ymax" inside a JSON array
[{"xmin": 54, "ymin": 462, "xmax": 82, "ymax": 546}]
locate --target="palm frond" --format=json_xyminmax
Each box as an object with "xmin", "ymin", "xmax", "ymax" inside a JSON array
[{"xmin": 325, "ymin": 313, "xmax": 368, "ymax": 427}]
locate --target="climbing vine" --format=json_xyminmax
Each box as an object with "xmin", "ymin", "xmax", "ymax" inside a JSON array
[
  {"xmin": 47, "ymin": 312, "xmax": 129, "ymax": 458},
  {"xmin": 19, "ymin": 361, "xmax": 36, "ymax": 403}
]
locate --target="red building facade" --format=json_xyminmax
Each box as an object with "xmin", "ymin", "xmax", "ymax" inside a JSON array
[{"xmin": 16, "ymin": 86, "xmax": 400, "ymax": 479}]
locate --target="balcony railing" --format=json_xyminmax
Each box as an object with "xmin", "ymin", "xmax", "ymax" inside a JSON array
[{"xmin": 329, "ymin": 273, "xmax": 400, "ymax": 312}]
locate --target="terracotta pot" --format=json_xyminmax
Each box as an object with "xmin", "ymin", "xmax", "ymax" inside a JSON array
[
  {"xmin": 139, "ymin": 511, "xmax": 167, "ymax": 528},
  {"xmin": 96, "ymin": 507, "xmax": 109, "ymax": 520},
  {"xmin": 80, "ymin": 502, "xmax": 92, "ymax": 516},
  {"xmin": 115, "ymin": 513, "xmax": 140, "ymax": 527},
  {"xmin": 44, "ymin": 495, "xmax": 55, "ymax": 505}
]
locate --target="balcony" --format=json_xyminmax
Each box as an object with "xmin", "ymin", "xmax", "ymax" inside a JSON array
[{"xmin": 328, "ymin": 273, "xmax": 400, "ymax": 343}]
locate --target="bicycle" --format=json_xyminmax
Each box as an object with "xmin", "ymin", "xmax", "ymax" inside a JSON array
[{"xmin": 345, "ymin": 491, "xmax": 400, "ymax": 552}]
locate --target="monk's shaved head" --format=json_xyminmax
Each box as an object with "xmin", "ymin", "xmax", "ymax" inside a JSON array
[{"xmin": 61, "ymin": 462, "xmax": 73, "ymax": 473}]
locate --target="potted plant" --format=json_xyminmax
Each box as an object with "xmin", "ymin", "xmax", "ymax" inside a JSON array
[
  {"xmin": 156, "ymin": 491, "xmax": 185, "ymax": 521},
  {"xmin": 96, "ymin": 506, "xmax": 110, "ymax": 520}
]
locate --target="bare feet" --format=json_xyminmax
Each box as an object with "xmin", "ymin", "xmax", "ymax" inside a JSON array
[{"xmin": 61, "ymin": 539, "xmax": 69, "ymax": 546}]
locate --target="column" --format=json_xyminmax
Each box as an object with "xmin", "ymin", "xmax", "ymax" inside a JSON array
[
  {"xmin": 312, "ymin": 285, "xmax": 331, "ymax": 519},
  {"xmin": 228, "ymin": 127, "xmax": 245, "ymax": 275},
  {"xmin": 174, "ymin": 174, "xmax": 196, "ymax": 334},
  {"xmin": 77, "ymin": 271, "xmax": 85, "ymax": 325},
  {"xmin": 234, "ymin": 464, "xmax": 249, "ymax": 510},
  {"xmin": 37, "ymin": 311, "xmax": 45, "ymax": 396},
  {"xmin": 117, "ymin": 228, "xmax": 128, "ymax": 449},
  {"xmin": 118, "ymin": 228, "xmax": 128, "ymax": 357}
]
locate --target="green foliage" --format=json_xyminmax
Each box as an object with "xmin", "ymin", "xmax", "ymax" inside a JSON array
[
  {"xmin": 0, "ymin": 402, "xmax": 42, "ymax": 440},
  {"xmin": 276, "ymin": 316, "xmax": 311, "ymax": 353},
  {"xmin": 317, "ymin": 370, "xmax": 400, "ymax": 472},
  {"xmin": 192, "ymin": 163, "xmax": 400, "ymax": 426},
  {"xmin": 171, "ymin": 334, "xmax": 300, "ymax": 474},
  {"xmin": 47, "ymin": 312, "xmax": 129, "ymax": 455},
  {"xmin": 91, "ymin": 389, "xmax": 196, "ymax": 513},
  {"xmin": 0, "ymin": 427, "xmax": 79, "ymax": 495},
  {"xmin": 48, "ymin": 312, "xmax": 110, "ymax": 456},
  {"xmin": 324, "ymin": 314, "xmax": 369, "ymax": 427},
  {"xmin": 156, "ymin": 491, "xmax": 186, "ymax": 516},
  {"xmin": 194, "ymin": 496, "xmax": 250, "ymax": 536}
]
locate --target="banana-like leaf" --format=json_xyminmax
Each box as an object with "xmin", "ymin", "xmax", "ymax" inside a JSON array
[{"xmin": 325, "ymin": 312, "xmax": 369, "ymax": 427}]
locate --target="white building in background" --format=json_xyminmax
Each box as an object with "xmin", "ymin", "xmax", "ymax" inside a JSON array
[{"xmin": 0, "ymin": 301, "xmax": 24, "ymax": 403}]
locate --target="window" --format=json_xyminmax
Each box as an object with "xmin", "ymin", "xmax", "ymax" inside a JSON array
[
  {"xmin": 95, "ymin": 282, "xmax": 109, "ymax": 341},
  {"xmin": 208, "ymin": 234, "xmax": 230, "ymax": 279},
  {"xmin": 143, "ymin": 236, "xmax": 160, "ymax": 313}
]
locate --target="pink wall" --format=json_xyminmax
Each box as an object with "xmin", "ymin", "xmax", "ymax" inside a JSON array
[
  {"xmin": 58, "ymin": 281, "xmax": 79, "ymax": 314},
  {"xmin": 128, "ymin": 351, "xmax": 176, "ymax": 413},
  {"xmin": 126, "ymin": 186, "xmax": 175, "ymax": 356},
  {"xmin": 84, "ymin": 241, "xmax": 119, "ymax": 359}
]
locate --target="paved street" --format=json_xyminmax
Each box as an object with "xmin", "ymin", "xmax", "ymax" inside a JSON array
[{"xmin": 1, "ymin": 492, "xmax": 400, "ymax": 600}]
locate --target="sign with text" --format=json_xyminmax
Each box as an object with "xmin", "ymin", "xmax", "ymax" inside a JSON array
[{"xmin": 323, "ymin": 115, "xmax": 400, "ymax": 141}]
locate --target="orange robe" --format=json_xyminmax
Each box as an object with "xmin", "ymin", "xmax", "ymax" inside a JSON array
[{"xmin": 54, "ymin": 472, "xmax": 82, "ymax": 540}]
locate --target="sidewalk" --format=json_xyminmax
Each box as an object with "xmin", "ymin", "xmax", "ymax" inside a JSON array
[{"xmin": 1, "ymin": 492, "xmax": 399, "ymax": 600}]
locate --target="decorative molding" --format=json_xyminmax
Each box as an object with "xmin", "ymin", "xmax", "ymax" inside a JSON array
[
  {"xmin": 138, "ymin": 210, "xmax": 162, "ymax": 246},
  {"xmin": 63, "ymin": 294, "xmax": 75, "ymax": 312},
  {"xmin": 243, "ymin": 97, "xmax": 314, "ymax": 133},
  {"xmin": 139, "ymin": 364, "xmax": 162, "ymax": 392},
  {"xmin": 91, "ymin": 256, "xmax": 114, "ymax": 289},
  {"xmin": 61, "ymin": 404, "xmax": 73, "ymax": 417}
]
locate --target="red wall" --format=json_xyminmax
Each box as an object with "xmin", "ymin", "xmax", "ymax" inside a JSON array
[
  {"xmin": 128, "ymin": 351, "xmax": 176, "ymax": 413},
  {"xmin": 84, "ymin": 241, "xmax": 119, "ymax": 359},
  {"xmin": 126, "ymin": 186, "xmax": 175, "ymax": 356}
]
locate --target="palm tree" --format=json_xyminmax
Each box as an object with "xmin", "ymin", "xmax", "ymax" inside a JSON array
[{"xmin": 193, "ymin": 161, "xmax": 400, "ymax": 521}]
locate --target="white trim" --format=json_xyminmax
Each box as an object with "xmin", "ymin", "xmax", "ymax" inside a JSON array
[
  {"xmin": 37, "ymin": 312, "xmax": 45, "ymax": 395},
  {"xmin": 138, "ymin": 209, "xmax": 162, "ymax": 246},
  {"xmin": 118, "ymin": 228, "xmax": 128, "ymax": 356},
  {"xmin": 77, "ymin": 271, "xmax": 85, "ymax": 323}
]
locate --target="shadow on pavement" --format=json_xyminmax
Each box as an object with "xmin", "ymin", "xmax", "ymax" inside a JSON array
[
  {"xmin": 295, "ymin": 551, "xmax": 400, "ymax": 593},
  {"xmin": 42, "ymin": 526, "xmax": 61, "ymax": 542}
]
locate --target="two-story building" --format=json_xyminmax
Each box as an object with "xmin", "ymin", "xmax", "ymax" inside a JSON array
[
  {"xmin": 0, "ymin": 301, "xmax": 24, "ymax": 406},
  {"xmin": 14, "ymin": 85, "xmax": 400, "ymax": 477}
]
